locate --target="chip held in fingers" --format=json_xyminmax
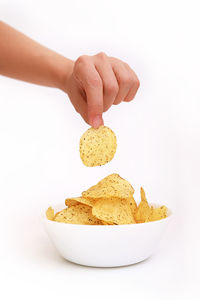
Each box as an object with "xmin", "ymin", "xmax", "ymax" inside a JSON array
[
  {"xmin": 79, "ymin": 126, "xmax": 117, "ymax": 167},
  {"xmin": 46, "ymin": 174, "xmax": 168, "ymax": 225}
]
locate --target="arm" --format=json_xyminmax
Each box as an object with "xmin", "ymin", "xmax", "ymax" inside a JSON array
[
  {"xmin": 0, "ymin": 22, "xmax": 140, "ymax": 128},
  {"xmin": 0, "ymin": 21, "xmax": 73, "ymax": 89}
]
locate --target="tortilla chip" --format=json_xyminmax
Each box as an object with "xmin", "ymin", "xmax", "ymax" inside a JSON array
[
  {"xmin": 82, "ymin": 173, "xmax": 134, "ymax": 200},
  {"xmin": 54, "ymin": 204, "xmax": 102, "ymax": 225},
  {"xmin": 92, "ymin": 198, "xmax": 135, "ymax": 225},
  {"xmin": 134, "ymin": 187, "xmax": 152, "ymax": 223},
  {"xmin": 46, "ymin": 207, "xmax": 55, "ymax": 221},
  {"xmin": 129, "ymin": 196, "xmax": 137, "ymax": 216},
  {"xmin": 149, "ymin": 206, "xmax": 168, "ymax": 221},
  {"xmin": 101, "ymin": 220, "xmax": 115, "ymax": 225},
  {"xmin": 65, "ymin": 197, "xmax": 97, "ymax": 207},
  {"xmin": 79, "ymin": 126, "xmax": 117, "ymax": 167},
  {"xmin": 65, "ymin": 198, "xmax": 80, "ymax": 207}
]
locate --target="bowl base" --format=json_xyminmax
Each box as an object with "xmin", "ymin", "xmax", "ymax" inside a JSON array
[{"xmin": 62, "ymin": 254, "xmax": 152, "ymax": 268}]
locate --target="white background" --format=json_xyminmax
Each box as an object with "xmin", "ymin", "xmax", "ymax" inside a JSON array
[{"xmin": 0, "ymin": 0, "xmax": 199, "ymax": 299}]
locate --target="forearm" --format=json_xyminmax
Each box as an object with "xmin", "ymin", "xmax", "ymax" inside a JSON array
[{"xmin": 0, "ymin": 21, "xmax": 73, "ymax": 89}]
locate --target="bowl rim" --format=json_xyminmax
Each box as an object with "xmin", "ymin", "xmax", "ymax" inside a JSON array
[{"xmin": 41, "ymin": 202, "xmax": 173, "ymax": 228}]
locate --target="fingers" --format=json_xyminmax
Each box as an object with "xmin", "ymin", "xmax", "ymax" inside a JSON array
[
  {"xmin": 69, "ymin": 84, "xmax": 88, "ymax": 123},
  {"xmin": 72, "ymin": 54, "xmax": 140, "ymax": 127},
  {"xmin": 112, "ymin": 63, "xmax": 132, "ymax": 105},
  {"xmin": 74, "ymin": 56, "xmax": 104, "ymax": 128},
  {"xmin": 123, "ymin": 64, "xmax": 140, "ymax": 102},
  {"xmin": 111, "ymin": 59, "xmax": 140, "ymax": 105},
  {"xmin": 94, "ymin": 53, "xmax": 119, "ymax": 112}
]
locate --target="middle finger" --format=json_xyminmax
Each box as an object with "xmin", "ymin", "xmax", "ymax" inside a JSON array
[{"xmin": 95, "ymin": 53, "xmax": 119, "ymax": 112}]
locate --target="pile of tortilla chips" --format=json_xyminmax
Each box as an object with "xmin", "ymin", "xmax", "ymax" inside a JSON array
[{"xmin": 46, "ymin": 174, "xmax": 168, "ymax": 225}]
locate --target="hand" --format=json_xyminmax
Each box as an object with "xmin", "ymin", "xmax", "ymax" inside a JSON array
[{"xmin": 64, "ymin": 52, "xmax": 140, "ymax": 128}]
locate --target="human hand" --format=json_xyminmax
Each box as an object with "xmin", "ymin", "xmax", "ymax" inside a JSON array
[{"xmin": 64, "ymin": 53, "xmax": 140, "ymax": 128}]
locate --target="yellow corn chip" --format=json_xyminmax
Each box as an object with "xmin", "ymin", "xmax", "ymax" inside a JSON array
[
  {"xmin": 141, "ymin": 186, "xmax": 147, "ymax": 202},
  {"xmin": 47, "ymin": 178, "xmax": 168, "ymax": 226},
  {"xmin": 54, "ymin": 204, "xmax": 102, "ymax": 225},
  {"xmin": 65, "ymin": 197, "xmax": 97, "ymax": 207},
  {"xmin": 65, "ymin": 198, "xmax": 79, "ymax": 207},
  {"xmin": 134, "ymin": 187, "xmax": 152, "ymax": 223},
  {"xmin": 149, "ymin": 206, "xmax": 168, "ymax": 222},
  {"xmin": 82, "ymin": 173, "xmax": 134, "ymax": 200},
  {"xmin": 46, "ymin": 207, "xmax": 55, "ymax": 221},
  {"xmin": 101, "ymin": 220, "xmax": 115, "ymax": 225},
  {"xmin": 92, "ymin": 198, "xmax": 135, "ymax": 225},
  {"xmin": 129, "ymin": 196, "xmax": 137, "ymax": 216},
  {"xmin": 79, "ymin": 126, "xmax": 117, "ymax": 167}
]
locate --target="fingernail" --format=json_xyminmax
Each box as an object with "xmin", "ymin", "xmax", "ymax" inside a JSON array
[{"xmin": 92, "ymin": 115, "xmax": 103, "ymax": 129}]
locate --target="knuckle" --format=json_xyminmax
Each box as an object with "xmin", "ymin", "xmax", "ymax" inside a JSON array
[
  {"xmin": 86, "ymin": 76, "xmax": 102, "ymax": 88},
  {"xmin": 119, "ymin": 74, "xmax": 133, "ymax": 86},
  {"xmin": 96, "ymin": 52, "xmax": 107, "ymax": 59},
  {"xmin": 75, "ymin": 55, "xmax": 89, "ymax": 67},
  {"xmin": 123, "ymin": 62, "xmax": 130, "ymax": 68},
  {"xmin": 104, "ymin": 81, "xmax": 119, "ymax": 95},
  {"xmin": 134, "ymin": 77, "xmax": 140, "ymax": 89}
]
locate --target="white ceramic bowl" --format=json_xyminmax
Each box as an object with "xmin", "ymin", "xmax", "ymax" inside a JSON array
[{"xmin": 41, "ymin": 203, "xmax": 172, "ymax": 267}]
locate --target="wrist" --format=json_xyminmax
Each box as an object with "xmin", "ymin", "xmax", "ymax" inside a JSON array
[
  {"xmin": 58, "ymin": 58, "xmax": 74, "ymax": 92},
  {"xmin": 47, "ymin": 54, "xmax": 74, "ymax": 91}
]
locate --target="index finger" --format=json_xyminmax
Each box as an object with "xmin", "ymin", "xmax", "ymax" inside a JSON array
[{"xmin": 78, "ymin": 61, "xmax": 104, "ymax": 128}]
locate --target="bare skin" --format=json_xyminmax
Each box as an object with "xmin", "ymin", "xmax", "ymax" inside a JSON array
[{"xmin": 0, "ymin": 21, "xmax": 140, "ymax": 128}]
